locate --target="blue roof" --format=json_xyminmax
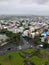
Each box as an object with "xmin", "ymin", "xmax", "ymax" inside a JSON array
[
  {"xmin": 41, "ymin": 37, "xmax": 46, "ymax": 40},
  {"xmin": 42, "ymin": 32, "xmax": 48, "ymax": 35}
]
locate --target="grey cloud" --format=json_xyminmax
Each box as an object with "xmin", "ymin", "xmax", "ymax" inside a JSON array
[
  {"xmin": 0, "ymin": 0, "xmax": 8, "ymax": 1},
  {"xmin": 35, "ymin": 0, "xmax": 49, "ymax": 4},
  {"xmin": 0, "ymin": 0, "xmax": 7, "ymax": 1},
  {"xmin": 0, "ymin": 0, "xmax": 49, "ymax": 15},
  {"xmin": 0, "ymin": 0, "xmax": 49, "ymax": 4},
  {"xmin": 21, "ymin": 0, "xmax": 49, "ymax": 4}
]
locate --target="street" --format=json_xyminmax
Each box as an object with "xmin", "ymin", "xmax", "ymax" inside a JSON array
[{"xmin": 0, "ymin": 36, "xmax": 49, "ymax": 56}]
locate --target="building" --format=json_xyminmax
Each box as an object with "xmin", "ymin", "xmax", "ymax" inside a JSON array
[
  {"xmin": 0, "ymin": 34, "xmax": 8, "ymax": 46},
  {"xmin": 36, "ymin": 29, "xmax": 41, "ymax": 35},
  {"xmin": 41, "ymin": 32, "xmax": 48, "ymax": 37},
  {"xmin": 46, "ymin": 35, "xmax": 49, "ymax": 44}
]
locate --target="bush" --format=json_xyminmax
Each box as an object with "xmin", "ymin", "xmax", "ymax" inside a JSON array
[
  {"xmin": 0, "ymin": 29, "xmax": 21, "ymax": 45},
  {"xmin": 8, "ymin": 55, "xmax": 12, "ymax": 60},
  {"xmin": 43, "ymin": 43, "xmax": 49, "ymax": 49}
]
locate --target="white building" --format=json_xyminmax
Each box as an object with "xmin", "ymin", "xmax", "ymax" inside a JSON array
[
  {"xmin": 29, "ymin": 26, "xmax": 35, "ymax": 32},
  {"xmin": 31, "ymin": 32, "xmax": 35, "ymax": 38}
]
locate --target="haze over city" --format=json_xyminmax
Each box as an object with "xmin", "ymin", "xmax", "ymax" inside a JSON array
[{"xmin": 0, "ymin": 0, "xmax": 49, "ymax": 16}]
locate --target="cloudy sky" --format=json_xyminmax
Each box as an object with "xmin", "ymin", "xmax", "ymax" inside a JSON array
[{"xmin": 0, "ymin": 0, "xmax": 49, "ymax": 15}]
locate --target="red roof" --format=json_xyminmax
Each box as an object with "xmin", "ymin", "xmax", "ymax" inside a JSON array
[
  {"xmin": 27, "ymin": 30, "xmax": 31, "ymax": 34},
  {"xmin": 8, "ymin": 25, "xmax": 14, "ymax": 29},
  {"xmin": 47, "ymin": 35, "xmax": 49, "ymax": 40},
  {"xmin": 36, "ymin": 29, "xmax": 41, "ymax": 33},
  {"xmin": 32, "ymin": 25, "xmax": 35, "ymax": 27}
]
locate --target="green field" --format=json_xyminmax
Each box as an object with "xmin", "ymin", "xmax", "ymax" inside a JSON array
[
  {"xmin": 0, "ymin": 49, "xmax": 49, "ymax": 65},
  {"xmin": 29, "ymin": 56, "xmax": 48, "ymax": 65},
  {"xmin": 29, "ymin": 49, "xmax": 49, "ymax": 65},
  {"xmin": 22, "ymin": 48, "xmax": 35, "ymax": 53},
  {"xmin": 0, "ymin": 52, "xmax": 25, "ymax": 65}
]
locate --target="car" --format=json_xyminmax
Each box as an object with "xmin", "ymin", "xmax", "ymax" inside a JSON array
[
  {"xmin": 30, "ymin": 45, "xmax": 33, "ymax": 48},
  {"xmin": 18, "ymin": 46, "xmax": 22, "ymax": 50},
  {"xmin": 29, "ymin": 45, "xmax": 33, "ymax": 48},
  {"xmin": 36, "ymin": 44, "xmax": 43, "ymax": 49},
  {"xmin": 27, "ymin": 42, "xmax": 28, "ymax": 44},
  {"xmin": 38, "ymin": 44, "xmax": 43, "ymax": 48}
]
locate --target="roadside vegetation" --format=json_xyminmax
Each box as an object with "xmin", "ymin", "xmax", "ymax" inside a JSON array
[{"xmin": 0, "ymin": 29, "xmax": 21, "ymax": 45}]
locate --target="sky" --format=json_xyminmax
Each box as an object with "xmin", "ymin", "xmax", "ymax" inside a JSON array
[{"xmin": 0, "ymin": 0, "xmax": 49, "ymax": 15}]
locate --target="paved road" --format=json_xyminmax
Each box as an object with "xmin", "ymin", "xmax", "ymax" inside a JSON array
[
  {"xmin": 20, "ymin": 36, "xmax": 30, "ymax": 49},
  {"xmin": 0, "ymin": 35, "xmax": 49, "ymax": 56},
  {"xmin": 0, "ymin": 35, "xmax": 36, "ymax": 55},
  {"xmin": 0, "ymin": 35, "xmax": 40, "ymax": 55}
]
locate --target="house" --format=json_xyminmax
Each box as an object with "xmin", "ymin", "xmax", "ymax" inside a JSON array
[
  {"xmin": 0, "ymin": 34, "xmax": 8, "ymax": 46},
  {"xmin": 29, "ymin": 26, "xmax": 35, "ymax": 32},
  {"xmin": 41, "ymin": 31, "xmax": 49, "ymax": 42},
  {"xmin": 31, "ymin": 32, "xmax": 35, "ymax": 38},
  {"xmin": 8, "ymin": 25, "xmax": 14, "ymax": 29},
  {"xmin": 36, "ymin": 29, "xmax": 41, "ymax": 35},
  {"xmin": 22, "ymin": 30, "xmax": 31, "ymax": 37},
  {"xmin": 41, "ymin": 37, "xmax": 46, "ymax": 42},
  {"xmin": 41, "ymin": 32, "xmax": 48, "ymax": 37},
  {"xmin": 0, "ymin": 24, "xmax": 2, "ymax": 29},
  {"xmin": 13, "ymin": 28, "xmax": 20, "ymax": 33},
  {"xmin": 3, "ymin": 26, "xmax": 7, "ymax": 29},
  {"xmin": 19, "ymin": 27, "xmax": 24, "ymax": 33},
  {"xmin": 0, "ymin": 34, "xmax": 8, "ymax": 41},
  {"xmin": 46, "ymin": 35, "xmax": 49, "ymax": 44}
]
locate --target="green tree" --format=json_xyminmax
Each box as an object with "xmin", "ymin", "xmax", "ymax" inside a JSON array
[
  {"xmin": 8, "ymin": 55, "xmax": 12, "ymax": 60},
  {"xmin": 45, "ymin": 61, "xmax": 48, "ymax": 65},
  {"xmin": 0, "ymin": 63, "xmax": 2, "ymax": 65},
  {"xmin": 0, "ymin": 29, "xmax": 21, "ymax": 45},
  {"xmin": 34, "ymin": 35, "xmax": 41, "ymax": 45}
]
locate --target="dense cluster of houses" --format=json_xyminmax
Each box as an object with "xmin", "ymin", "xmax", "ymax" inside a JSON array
[{"xmin": 0, "ymin": 16, "xmax": 49, "ymax": 46}]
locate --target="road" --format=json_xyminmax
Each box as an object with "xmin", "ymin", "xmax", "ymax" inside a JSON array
[
  {"xmin": 0, "ymin": 35, "xmax": 35, "ymax": 55},
  {"xmin": 0, "ymin": 35, "xmax": 49, "ymax": 56}
]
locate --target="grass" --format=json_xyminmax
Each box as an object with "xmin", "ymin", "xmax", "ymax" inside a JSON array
[
  {"xmin": 29, "ymin": 56, "xmax": 48, "ymax": 65},
  {"xmin": 29, "ymin": 49, "xmax": 49, "ymax": 65},
  {"xmin": 0, "ymin": 49, "xmax": 49, "ymax": 65},
  {"xmin": 0, "ymin": 52, "xmax": 25, "ymax": 65},
  {"xmin": 22, "ymin": 48, "xmax": 35, "ymax": 53}
]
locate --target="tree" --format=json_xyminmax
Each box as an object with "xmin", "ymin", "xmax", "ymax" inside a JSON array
[
  {"xmin": 43, "ymin": 43, "xmax": 49, "ymax": 49},
  {"xmin": 0, "ymin": 63, "xmax": 2, "ymax": 65},
  {"xmin": 20, "ymin": 22, "xmax": 23, "ymax": 26},
  {"xmin": 31, "ymin": 62, "xmax": 35, "ymax": 65},
  {"xmin": 0, "ymin": 29, "xmax": 21, "ymax": 46},
  {"xmin": 34, "ymin": 35, "xmax": 41, "ymax": 45},
  {"xmin": 8, "ymin": 55, "xmax": 12, "ymax": 60},
  {"xmin": 43, "ymin": 39, "xmax": 49, "ymax": 49},
  {"xmin": 45, "ymin": 61, "xmax": 48, "ymax": 65},
  {"xmin": 33, "ymin": 49, "xmax": 40, "ymax": 56}
]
